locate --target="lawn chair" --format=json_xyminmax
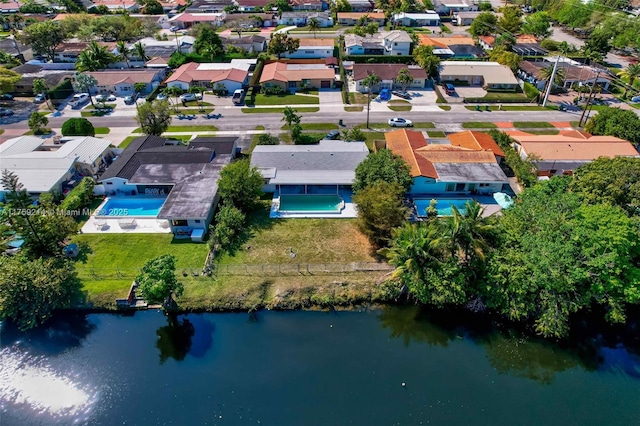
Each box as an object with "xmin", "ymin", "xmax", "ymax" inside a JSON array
[{"xmin": 95, "ymin": 219, "xmax": 108, "ymax": 230}]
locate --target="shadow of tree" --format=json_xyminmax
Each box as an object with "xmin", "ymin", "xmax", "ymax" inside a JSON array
[{"xmin": 223, "ymin": 203, "xmax": 276, "ymax": 257}]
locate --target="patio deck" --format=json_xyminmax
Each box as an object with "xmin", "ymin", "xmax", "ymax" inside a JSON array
[{"xmin": 81, "ymin": 217, "xmax": 172, "ymax": 234}]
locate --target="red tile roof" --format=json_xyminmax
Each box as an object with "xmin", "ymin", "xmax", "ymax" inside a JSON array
[
  {"xmin": 259, "ymin": 62, "xmax": 334, "ymax": 83},
  {"xmin": 448, "ymin": 130, "xmax": 504, "ymax": 157},
  {"xmin": 165, "ymin": 63, "xmax": 248, "ymax": 84}
]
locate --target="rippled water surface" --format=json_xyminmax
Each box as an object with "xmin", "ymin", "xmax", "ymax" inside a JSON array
[{"xmin": 1, "ymin": 308, "xmax": 639, "ymax": 425}]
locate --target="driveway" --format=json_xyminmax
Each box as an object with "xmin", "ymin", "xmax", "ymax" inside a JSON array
[
  {"xmin": 405, "ymin": 89, "xmax": 438, "ymax": 105},
  {"xmin": 443, "ymin": 86, "xmax": 486, "ymax": 102}
]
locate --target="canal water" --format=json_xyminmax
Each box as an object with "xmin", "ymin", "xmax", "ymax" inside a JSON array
[{"xmin": 1, "ymin": 307, "xmax": 639, "ymax": 425}]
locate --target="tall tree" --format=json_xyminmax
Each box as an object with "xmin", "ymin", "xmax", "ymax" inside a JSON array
[
  {"xmin": 193, "ymin": 23, "xmax": 223, "ymax": 56},
  {"xmin": 584, "ymin": 107, "xmax": 640, "ymax": 146},
  {"xmin": 217, "ymin": 159, "xmax": 264, "ymax": 212},
  {"xmin": 18, "ymin": 21, "xmax": 68, "ymax": 62},
  {"xmin": 308, "ymin": 17, "xmax": 320, "ymax": 38},
  {"xmin": 468, "ymin": 12, "xmax": 497, "ymax": 37},
  {"xmin": 361, "ymin": 72, "xmax": 380, "ymax": 129},
  {"xmin": 521, "ymin": 11, "xmax": 552, "ymax": 39},
  {"xmin": 116, "ymin": 40, "xmax": 131, "ymax": 68},
  {"xmin": 165, "ymin": 85, "xmax": 184, "ymax": 112},
  {"xmin": 396, "ymin": 67, "xmax": 414, "ymax": 91},
  {"xmin": 267, "ymin": 33, "xmax": 300, "ymax": 59},
  {"xmin": 28, "ymin": 111, "xmax": 49, "ymax": 134},
  {"xmin": 412, "ymin": 45, "xmax": 440, "ymax": 79},
  {"xmin": 75, "ymin": 41, "xmax": 116, "ymax": 72},
  {"xmin": 136, "ymin": 254, "xmax": 184, "ymax": 311},
  {"xmin": 353, "ymin": 148, "xmax": 412, "ymax": 193},
  {"xmin": 136, "ymin": 100, "xmax": 172, "ymax": 135},
  {"xmin": 616, "ymin": 63, "xmax": 640, "ymax": 99},
  {"xmin": 32, "ymin": 78, "xmax": 53, "ymax": 111},
  {"xmin": 498, "ymin": 7, "xmax": 523, "ymax": 35},
  {"xmin": 0, "ymin": 67, "xmax": 21, "ymax": 95},
  {"xmin": 74, "ymin": 73, "xmax": 98, "ymax": 108},
  {"xmin": 133, "ymin": 42, "xmax": 149, "ymax": 62}
]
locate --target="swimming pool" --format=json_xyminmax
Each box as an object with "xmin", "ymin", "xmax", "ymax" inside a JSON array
[
  {"xmin": 97, "ymin": 197, "xmax": 166, "ymax": 217},
  {"xmin": 278, "ymin": 195, "xmax": 343, "ymax": 213},
  {"xmin": 414, "ymin": 198, "xmax": 473, "ymax": 217}
]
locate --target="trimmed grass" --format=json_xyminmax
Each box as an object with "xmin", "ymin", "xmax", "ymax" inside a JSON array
[
  {"xmin": 94, "ymin": 127, "xmax": 110, "ymax": 134},
  {"xmin": 119, "ymin": 136, "xmax": 137, "ymax": 149},
  {"xmin": 281, "ymin": 123, "xmax": 339, "ymax": 130},
  {"xmin": 462, "ymin": 122, "xmax": 498, "ymax": 129},
  {"xmin": 464, "ymin": 105, "xmax": 552, "ymax": 111},
  {"xmin": 525, "ymin": 129, "xmax": 560, "ymax": 135},
  {"xmin": 348, "ymin": 92, "xmax": 369, "ymax": 104},
  {"xmin": 0, "ymin": 129, "xmax": 4, "ymax": 135},
  {"xmin": 255, "ymin": 125, "xmax": 266, "ymax": 130},
  {"xmin": 412, "ymin": 122, "xmax": 436, "ymax": 129},
  {"xmin": 132, "ymin": 125, "xmax": 219, "ymax": 132},
  {"xmin": 439, "ymin": 105, "xmax": 452, "ymax": 111},
  {"xmin": 345, "ymin": 106, "xmax": 364, "ymax": 112},
  {"xmin": 388, "ymin": 100, "xmax": 412, "ymax": 112},
  {"xmin": 355, "ymin": 122, "xmax": 389, "ymax": 129},
  {"xmin": 513, "ymin": 121, "xmax": 554, "ymax": 129},
  {"xmin": 242, "ymin": 107, "xmax": 320, "ymax": 113},
  {"xmin": 248, "ymin": 93, "xmax": 319, "ymax": 106},
  {"xmin": 363, "ymin": 131, "xmax": 384, "ymax": 151},
  {"xmin": 280, "ymin": 132, "xmax": 326, "ymax": 144},
  {"xmin": 86, "ymin": 103, "xmax": 116, "ymax": 110},
  {"xmin": 183, "ymin": 101, "xmax": 214, "ymax": 107},
  {"xmin": 427, "ymin": 131, "xmax": 447, "ymax": 138},
  {"xmin": 570, "ymin": 121, "xmax": 581, "ymax": 128}
]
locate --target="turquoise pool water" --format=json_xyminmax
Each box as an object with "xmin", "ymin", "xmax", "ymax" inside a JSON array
[
  {"xmin": 98, "ymin": 197, "xmax": 166, "ymax": 217},
  {"xmin": 414, "ymin": 198, "xmax": 472, "ymax": 217},
  {"xmin": 279, "ymin": 195, "xmax": 342, "ymax": 213}
]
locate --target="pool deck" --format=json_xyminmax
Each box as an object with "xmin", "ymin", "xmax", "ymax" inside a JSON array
[
  {"xmin": 270, "ymin": 193, "xmax": 358, "ymax": 219},
  {"xmin": 410, "ymin": 194, "xmax": 503, "ymax": 219},
  {"xmin": 81, "ymin": 216, "xmax": 172, "ymax": 234}
]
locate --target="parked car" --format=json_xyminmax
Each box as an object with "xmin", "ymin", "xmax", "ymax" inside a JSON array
[
  {"xmin": 326, "ymin": 130, "xmax": 341, "ymax": 140},
  {"xmin": 443, "ymin": 83, "xmax": 456, "ymax": 95},
  {"xmin": 95, "ymin": 94, "xmax": 107, "ymax": 102},
  {"xmin": 630, "ymin": 95, "xmax": 640, "ymax": 103},
  {"xmin": 107, "ymin": 94, "xmax": 117, "ymax": 102},
  {"xmin": 170, "ymin": 26, "xmax": 179, "ymax": 32},
  {"xmin": 124, "ymin": 94, "xmax": 138, "ymax": 105},
  {"xmin": 0, "ymin": 107, "xmax": 14, "ymax": 116},
  {"xmin": 388, "ymin": 117, "xmax": 413, "ymax": 127},
  {"xmin": 69, "ymin": 93, "xmax": 90, "ymax": 107},
  {"xmin": 34, "ymin": 93, "xmax": 46, "ymax": 103},
  {"xmin": 392, "ymin": 90, "xmax": 411, "ymax": 100},
  {"xmin": 156, "ymin": 93, "xmax": 168, "ymax": 100},
  {"xmin": 232, "ymin": 89, "xmax": 245, "ymax": 105},
  {"xmin": 180, "ymin": 93, "xmax": 202, "ymax": 102},
  {"xmin": 0, "ymin": 94, "xmax": 14, "ymax": 101}
]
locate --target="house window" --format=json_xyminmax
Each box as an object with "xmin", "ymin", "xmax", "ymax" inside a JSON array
[
  {"xmin": 195, "ymin": 220, "xmax": 201, "ymax": 223},
  {"xmin": 288, "ymin": 81, "xmax": 297, "ymax": 88},
  {"xmin": 171, "ymin": 219, "xmax": 188, "ymax": 227},
  {"xmin": 394, "ymin": 42, "xmax": 397, "ymax": 46},
  {"xmin": 106, "ymin": 182, "xmax": 113, "ymax": 185},
  {"xmin": 479, "ymin": 183, "xmax": 489, "ymax": 187},
  {"xmin": 304, "ymin": 50, "xmax": 315, "ymax": 54},
  {"xmin": 445, "ymin": 183, "xmax": 455, "ymax": 192}
]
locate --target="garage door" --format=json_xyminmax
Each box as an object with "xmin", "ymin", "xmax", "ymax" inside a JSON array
[{"xmin": 321, "ymin": 81, "xmax": 331, "ymax": 88}]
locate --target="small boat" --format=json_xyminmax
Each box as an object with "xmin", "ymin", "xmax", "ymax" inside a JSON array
[{"xmin": 493, "ymin": 192, "xmax": 514, "ymax": 209}]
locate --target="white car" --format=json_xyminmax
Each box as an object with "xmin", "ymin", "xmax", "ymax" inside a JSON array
[
  {"xmin": 157, "ymin": 93, "xmax": 168, "ymax": 100},
  {"xmin": 180, "ymin": 93, "xmax": 202, "ymax": 102},
  {"xmin": 107, "ymin": 94, "xmax": 117, "ymax": 102},
  {"xmin": 631, "ymin": 95, "xmax": 640, "ymax": 103},
  {"xmin": 34, "ymin": 93, "xmax": 46, "ymax": 103},
  {"xmin": 388, "ymin": 117, "xmax": 413, "ymax": 127},
  {"xmin": 95, "ymin": 94, "xmax": 107, "ymax": 102},
  {"xmin": 69, "ymin": 93, "xmax": 90, "ymax": 107}
]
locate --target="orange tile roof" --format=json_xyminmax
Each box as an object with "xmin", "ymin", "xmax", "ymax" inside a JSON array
[
  {"xmin": 259, "ymin": 62, "xmax": 335, "ymax": 83},
  {"xmin": 165, "ymin": 63, "xmax": 248, "ymax": 84},
  {"xmin": 511, "ymin": 133, "xmax": 639, "ymax": 161},
  {"xmin": 516, "ymin": 35, "xmax": 538, "ymax": 44},
  {"xmin": 448, "ymin": 130, "xmax": 504, "ymax": 157},
  {"xmin": 415, "ymin": 149, "xmax": 497, "ymax": 164},
  {"xmin": 418, "ymin": 34, "xmax": 475, "ymax": 48},
  {"xmin": 297, "ymin": 38, "xmax": 335, "ymax": 47},
  {"xmin": 384, "ymin": 129, "xmax": 430, "ymax": 177},
  {"xmin": 479, "ymin": 35, "xmax": 495, "ymax": 46}
]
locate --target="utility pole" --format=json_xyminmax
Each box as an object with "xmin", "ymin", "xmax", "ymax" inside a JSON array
[
  {"xmin": 542, "ymin": 54, "xmax": 561, "ymax": 107},
  {"xmin": 579, "ymin": 69, "xmax": 601, "ymax": 127}
]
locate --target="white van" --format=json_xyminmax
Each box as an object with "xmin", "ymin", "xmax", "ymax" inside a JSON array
[
  {"xmin": 232, "ymin": 89, "xmax": 245, "ymax": 105},
  {"xmin": 70, "ymin": 93, "xmax": 90, "ymax": 107}
]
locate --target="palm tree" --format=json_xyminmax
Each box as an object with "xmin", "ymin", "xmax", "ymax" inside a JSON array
[
  {"xmin": 308, "ymin": 17, "xmax": 320, "ymax": 38},
  {"xmin": 33, "ymin": 78, "xmax": 53, "ymax": 111},
  {"xmin": 76, "ymin": 41, "xmax": 116, "ymax": 72},
  {"xmin": 539, "ymin": 64, "xmax": 567, "ymax": 94},
  {"xmin": 133, "ymin": 42, "xmax": 149, "ymax": 63},
  {"xmin": 617, "ymin": 63, "xmax": 640, "ymax": 99},
  {"xmin": 396, "ymin": 68, "xmax": 414, "ymax": 91},
  {"xmin": 361, "ymin": 72, "xmax": 380, "ymax": 129},
  {"xmin": 165, "ymin": 86, "xmax": 184, "ymax": 112},
  {"xmin": 445, "ymin": 201, "xmax": 495, "ymax": 263},
  {"xmin": 116, "ymin": 40, "xmax": 131, "ymax": 69},
  {"xmin": 202, "ymin": 44, "xmax": 222, "ymax": 62},
  {"xmin": 74, "ymin": 73, "xmax": 98, "ymax": 108}
]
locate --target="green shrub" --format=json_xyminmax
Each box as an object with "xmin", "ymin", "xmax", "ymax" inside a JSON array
[
  {"xmin": 60, "ymin": 177, "xmax": 95, "ymax": 212},
  {"xmin": 488, "ymin": 130, "xmax": 538, "ymax": 188},
  {"xmin": 523, "ymin": 82, "xmax": 540, "ymax": 100},
  {"xmin": 257, "ymin": 133, "xmax": 279, "ymax": 145},
  {"xmin": 211, "ymin": 204, "xmax": 246, "ymax": 250},
  {"xmin": 61, "ymin": 118, "xmax": 96, "ymax": 136},
  {"xmin": 48, "ymin": 80, "xmax": 74, "ymax": 100}
]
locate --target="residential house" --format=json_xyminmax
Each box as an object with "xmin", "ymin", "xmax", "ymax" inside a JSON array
[
  {"xmin": 438, "ymin": 61, "xmax": 519, "ymax": 91},
  {"xmin": 99, "ymin": 135, "xmax": 238, "ymax": 236},
  {"xmin": 290, "ymin": 0, "xmax": 326, "ymax": 11},
  {"xmin": 250, "ymin": 139, "xmax": 369, "ymax": 194},
  {"xmin": 384, "ymin": 129, "xmax": 509, "ymax": 195},
  {"xmin": 448, "ymin": 130, "xmax": 505, "ymax": 163},
  {"xmin": 11, "ymin": 63, "xmax": 74, "ymax": 96},
  {"xmin": 345, "ymin": 0, "xmax": 375, "ymax": 12},
  {"xmin": 510, "ymin": 36, "xmax": 548, "ymax": 56},
  {"xmin": 221, "ymin": 34, "xmax": 267, "ymax": 53},
  {"xmin": 185, "ymin": 0, "xmax": 235, "ymax": 12},
  {"xmin": 158, "ymin": 0, "xmax": 189, "ymax": 12},
  {"xmin": 434, "ymin": 0, "xmax": 478, "ymax": 15},
  {"xmin": 89, "ymin": 0, "xmax": 140, "ymax": 12},
  {"xmin": 337, "ymin": 12, "xmax": 385, "ymax": 26},
  {"xmin": 278, "ymin": 11, "xmax": 333, "ymax": 27},
  {"xmin": 284, "ymin": 38, "xmax": 335, "ymax": 59},
  {"xmin": 235, "ymin": 0, "xmax": 272, "ymax": 12},
  {"xmin": 76, "ymin": 69, "xmax": 166, "ymax": 96},
  {"xmin": 344, "ymin": 30, "xmax": 412, "ymax": 56},
  {"xmin": 53, "ymin": 41, "xmax": 118, "ymax": 63},
  {"xmin": 353, "ymin": 63, "xmax": 427, "ymax": 92},
  {"xmin": 0, "ymin": 37, "xmax": 33, "ymax": 62},
  {"xmin": 259, "ymin": 61, "xmax": 335, "ymax": 90},
  {"xmin": 0, "ymin": 136, "xmax": 114, "ymax": 198},
  {"xmin": 453, "ymin": 11, "xmax": 481, "ymax": 26},
  {"xmin": 418, "ymin": 34, "xmax": 484, "ymax": 58},
  {"xmin": 518, "ymin": 59, "xmax": 612, "ymax": 91},
  {"xmin": 168, "ymin": 12, "xmax": 226, "ymax": 29},
  {"xmin": 223, "ymin": 13, "xmax": 276, "ymax": 28},
  {"xmin": 510, "ymin": 130, "xmax": 639, "ymax": 176},
  {"xmin": 0, "ymin": 1, "xmax": 19, "ymax": 13},
  {"xmin": 134, "ymin": 36, "xmax": 196, "ymax": 57},
  {"xmin": 391, "ymin": 11, "xmax": 441, "ymax": 27},
  {"xmin": 165, "ymin": 62, "xmax": 250, "ymax": 92}
]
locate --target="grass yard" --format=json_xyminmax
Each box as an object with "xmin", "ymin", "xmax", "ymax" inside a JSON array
[
  {"xmin": 464, "ymin": 105, "xmax": 551, "ymax": 111},
  {"xmin": 388, "ymin": 100, "xmax": 412, "ymax": 112},
  {"xmin": 0, "ymin": 129, "xmax": 4, "ymax": 135},
  {"xmin": 119, "ymin": 136, "xmax": 137, "ymax": 149},
  {"xmin": 524, "ymin": 129, "xmax": 560, "ymax": 135},
  {"xmin": 462, "ymin": 122, "xmax": 498, "ymax": 129},
  {"xmin": 570, "ymin": 121, "xmax": 581, "ymax": 128},
  {"xmin": 355, "ymin": 122, "xmax": 389, "ymax": 129},
  {"xmin": 132, "ymin": 125, "xmax": 219, "ymax": 132},
  {"xmin": 345, "ymin": 106, "xmax": 364, "ymax": 112},
  {"xmin": 513, "ymin": 121, "xmax": 554, "ymax": 129},
  {"xmin": 427, "ymin": 131, "xmax": 447, "ymax": 138},
  {"xmin": 438, "ymin": 105, "xmax": 452, "ymax": 111},
  {"xmin": 362, "ymin": 131, "xmax": 384, "ymax": 151},
  {"xmin": 242, "ymin": 107, "xmax": 320, "ymax": 113},
  {"xmin": 86, "ymin": 103, "xmax": 116, "ymax": 110},
  {"xmin": 348, "ymin": 92, "xmax": 369, "ymax": 104},
  {"xmin": 183, "ymin": 101, "xmax": 214, "ymax": 107},
  {"xmin": 248, "ymin": 93, "xmax": 319, "ymax": 106},
  {"xmin": 412, "ymin": 122, "xmax": 436, "ymax": 129},
  {"xmin": 281, "ymin": 123, "xmax": 339, "ymax": 130},
  {"xmin": 94, "ymin": 127, "xmax": 110, "ymax": 134},
  {"xmin": 280, "ymin": 132, "xmax": 326, "ymax": 144}
]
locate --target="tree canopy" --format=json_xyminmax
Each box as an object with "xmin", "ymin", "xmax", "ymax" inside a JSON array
[
  {"xmin": 62, "ymin": 117, "xmax": 96, "ymax": 137},
  {"xmin": 136, "ymin": 254, "xmax": 184, "ymax": 311},
  {"xmin": 18, "ymin": 21, "xmax": 68, "ymax": 62},
  {"xmin": 353, "ymin": 148, "xmax": 413, "ymax": 193},
  {"xmin": 193, "ymin": 23, "xmax": 223, "ymax": 56},
  {"xmin": 469, "ymin": 12, "xmax": 497, "ymax": 37},
  {"xmin": 521, "ymin": 11, "xmax": 552, "ymax": 39},
  {"xmin": 267, "ymin": 33, "xmax": 300, "ymax": 59},
  {"xmin": 217, "ymin": 159, "xmax": 264, "ymax": 212},
  {"xmin": 0, "ymin": 67, "xmax": 21, "ymax": 95},
  {"xmin": 584, "ymin": 107, "xmax": 640, "ymax": 146},
  {"xmin": 136, "ymin": 100, "xmax": 172, "ymax": 136}
]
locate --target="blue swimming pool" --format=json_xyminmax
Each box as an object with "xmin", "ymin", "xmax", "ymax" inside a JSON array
[
  {"xmin": 97, "ymin": 197, "xmax": 166, "ymax": 217},
  {"xmin": 414, "ymin": 198, "xmax": 472, "ymax": 217},
  {"xmin": 278, "ymin": 195, "xmax": 343, "ymax": 213}
]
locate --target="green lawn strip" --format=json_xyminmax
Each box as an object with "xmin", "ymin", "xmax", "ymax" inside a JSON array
[
  {"xmin": 248, "ymin": 94, "xmax": 319, "ymax": 106},
  {"xmin": 461, "ymin": 122, "xmax": 498, "ymax": 129},
  {"xmin": 569, "ymin": 121, "xmax": 581, "ymax": 128},
  {"xmin": 81, "ymin": 111, "xmax": 112, "ymax": 117},
  {"xmin": 86, "ymin": 103, "xmax": 116, "ymax": 110},
  {"xmin": 427, "ymin": 131, "xmax": 447, "ymax": 138},
  {"xmin": 388, "ymin": 100, "xmax": 412, "ymax": 112},
  {"xmin": 438, "ymin": 105, "xmax": 452, "ymax": 111},
  {"xmin": 280, "ymin": 132, "xmax": 326, "ymax": 144},
  {"xmin": 412, "ymin": 122, "xmax": 436, "ymax": 128},
  {"xmin": 348, "ymin": 92, "xmax": 369, "ymax": 104},
  {"xmin": 165, "ymin": 125, "xmax": 219, "ymax": 132},
  {"xmin": 512, "ymin": 121, "xmax": 554, "ymax": 129},
  {"xmin": 464, "ymin": 105, "xmax": 551, "ymax": 111},
  {"xmin": 363, "ymin": 131, "xmax": 385, "ymax": 151},
  {"xmin": 242, "ymin": 107, "xmax": 320, "ymax": 113},
  {"xmin": 524, "ymin": 129, "xmax": 560, "ymax": 135},
  {"xmin": 183, "ymin": 101, "xmax": 214, "ymax": 107},
  {"xmin": 94, "ymin": 127, "xmax": 110, "ymax": 134},
  {"xmin": 344, "ymin": 106, "xmax": 364, "ymax": 112},
  {"xmin": 119, "ymin": 136, "xmax": 137, "ymax": 148},
  {"xmin": 354, "ymin": 122, "xmax": 389, "ymax": 129},
  {"xmin": 0, "ymin": 129, "xmax": 4, "ymax": 135},
  {"xmin": 170, "ymin": 108, "xmax": 215, "ymax": 115},
  {"xmin": 629, "ymin": 103, "xmax": 640, "ymax": 109},
  {"xmin": 23, "ymin": 129, "xmax": 52, "ymax": 136},
  {"xmin": 281, "ymin": 123, "xmax": 339, "ymax": 130}
]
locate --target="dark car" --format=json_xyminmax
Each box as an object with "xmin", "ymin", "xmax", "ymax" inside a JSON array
[
  {"xmin": 326, "ymin": 130, "xmax": 341, "ymax": 140},
  {"xmin": 392, "ymin": 90, "xmax": 411, "ymax": 100},
  {"xmin": 0, "ymin": 94, "xmax": 14, "ymax": 101},
  {"xmin": 0, "ymin": 108, "xmax": 15, "ymax": 116}
]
